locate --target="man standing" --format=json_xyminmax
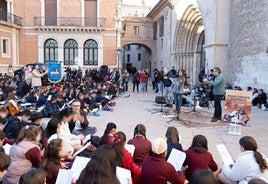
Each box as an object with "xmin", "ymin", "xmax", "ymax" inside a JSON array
[
  {"xmin": 163, "ymin": 68, "xmax": 173, "ymax": 108},
  {"xmin": 203, "ymin": 67, "xmax": 225, "ymax": 122}
]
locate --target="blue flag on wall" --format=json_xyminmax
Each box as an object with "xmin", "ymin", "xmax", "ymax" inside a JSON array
[{"xmin": 48, "ymin": 61, "xmax": 62, "ymax": 83}]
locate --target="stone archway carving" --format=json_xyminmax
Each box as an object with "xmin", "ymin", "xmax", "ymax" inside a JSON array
[{"xmin": 173, "ymin": 5, "xmax": 204, "ymax": 84}]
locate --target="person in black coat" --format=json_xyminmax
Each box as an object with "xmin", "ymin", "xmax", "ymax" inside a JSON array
[
  {"xmin": 16, "ymin": 79, "xmax": 31, "ymax": 99},
  {"xmin": 3, "ymin": 110, "xmax": 31, "ymax": 140}
]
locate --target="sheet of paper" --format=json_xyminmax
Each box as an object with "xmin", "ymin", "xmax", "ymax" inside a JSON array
[
  {"xmin": 73, "ymin": 142, "xmax": 91, "ymax": 157},
  {"xmin": 167, "ymin": 148, "xmax": 186, "ymax": 171},
  {"xmin": 55, "ymin": 169, "xmax": 73, "ymax": 184},
  {"xmin": 125, "ymin": 144, "xmax": 135, "ymax": 156},
  {"xmin": 3, "ymin": 144, "xmax": 11, "ymax": 155},
  {"xmin": 84, "ymin": 134, "xmax": 91, "ymax": 143},
  {"xmin": 71, "ymin": 156, "xmax": 91, "ymax": 180},
  {"xmin": 216, "ymin": 144, "xmax": 234, "ymax": 165},
  {"xmin": 116, "ymin": 166, "xmax": 132, "ymax": 184}
]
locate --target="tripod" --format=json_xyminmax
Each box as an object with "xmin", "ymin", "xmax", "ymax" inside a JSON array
[
  {"xmin": 166, "ymin": 108, "xmax": 185, "ymax": 124},
  {"xmin": 185, "ymin": 87, "xmax": 200, "ymax": 116},
  {"xmin": 151, "ymin": 82, "xmax": 166, "ymax": 115}
]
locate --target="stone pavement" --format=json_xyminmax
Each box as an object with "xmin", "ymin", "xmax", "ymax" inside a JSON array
[{"xmin": 88, "ymin": 87, "xmax": 268, "ymax": 177}]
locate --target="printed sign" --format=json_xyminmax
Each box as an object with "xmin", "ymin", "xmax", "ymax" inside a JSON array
[{"xmin": 224, "ymin": 90, "xmax": 252, "ymax": 126}]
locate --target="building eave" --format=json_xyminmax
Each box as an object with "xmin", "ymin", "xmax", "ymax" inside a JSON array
[{"xmin": 146, "ymin": 0, "xmax": 178, "ymax": 18}]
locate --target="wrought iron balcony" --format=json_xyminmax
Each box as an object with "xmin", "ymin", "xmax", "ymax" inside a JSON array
[
  {"xmin": 0, "ymin": 10, "xmax": 22, "ymax": 26},
  {"xmin": 34, "ymin": 17, "xmax": 105, "ymax": 28}
]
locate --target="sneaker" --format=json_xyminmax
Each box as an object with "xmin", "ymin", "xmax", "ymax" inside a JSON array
[{"xmin": 261, "ymin": 104, "xmax": 266, "ymax": 111}]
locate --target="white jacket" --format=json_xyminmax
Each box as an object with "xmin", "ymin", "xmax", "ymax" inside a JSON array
[
  {"xmin": 58, "ymin": 122, "xmax": 81, "ymax": 147},
  {"xmin": 222, "ymin": 151, "xmax": 267, "ymax": 184}
]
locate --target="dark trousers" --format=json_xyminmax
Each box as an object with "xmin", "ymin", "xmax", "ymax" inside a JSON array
[
  {"xmin": 214, "ymin": 95, "xmax": 223, "ymax": 119},
  {"xmin": 133, "ymin": 82, "xmax": 139, "ymax": 92}
]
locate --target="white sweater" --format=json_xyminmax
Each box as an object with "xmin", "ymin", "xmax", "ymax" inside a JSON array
[
  {"xmin": 222, "ymin": 151, "xmax": 267, "ymax": 184},
  {"xmin": 58, "ymin": 122, "xmax": 81, "ymax": 147}
]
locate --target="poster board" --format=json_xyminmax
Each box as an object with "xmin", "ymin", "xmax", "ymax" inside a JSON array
[
  {"xmin": 224, "ymin": 90, "xmax": 252, "ymax": 126},
  {"xmin": 48, "ymin": 61, "xmax": 62, "ymax": 83}
]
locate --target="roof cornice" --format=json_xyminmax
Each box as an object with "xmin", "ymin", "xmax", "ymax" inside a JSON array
[{"xmin": 147, "ymin": 0, "xmax": 178, "ymax": 18}]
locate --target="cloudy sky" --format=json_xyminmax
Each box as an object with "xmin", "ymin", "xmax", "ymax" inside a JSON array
[{"xmin": 123, "ymin": 0, "xmax": 159, "ymax": 6}]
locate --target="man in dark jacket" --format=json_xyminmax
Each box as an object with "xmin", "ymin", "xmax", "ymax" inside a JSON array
[
  {"xmin": 16, "ymin": 79, "xmax": 31, "ymax": 99},
  {"xmin": 3, "ymin": 110, "xmax": 31, "ymax": 140}
]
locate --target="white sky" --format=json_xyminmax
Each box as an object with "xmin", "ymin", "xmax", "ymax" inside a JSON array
[{"xmin": 123, "ymin": 0, "xmax": 159, "ymax": 7}]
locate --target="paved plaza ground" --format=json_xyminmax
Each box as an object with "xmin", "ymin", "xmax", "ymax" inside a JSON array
[{"xmin": 88, "ymin": 85, "xmax": 268, "ymax": 177}]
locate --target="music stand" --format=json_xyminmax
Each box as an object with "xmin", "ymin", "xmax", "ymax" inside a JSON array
[
  {"xmin": 185, "ymin": 86, "xmax": 200, "ymax": 116},
  {"xmin": 151, "ymin": 82, "xmax": 166, "ymax": 115}
]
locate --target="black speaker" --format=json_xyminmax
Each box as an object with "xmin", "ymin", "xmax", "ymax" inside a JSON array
[{"xmin": 155, "ymin": 96, "xmax": 166, "ymax": 104}]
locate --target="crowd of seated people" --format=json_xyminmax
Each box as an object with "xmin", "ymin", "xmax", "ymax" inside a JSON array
[
  {"xmin": 0, "ymin": 65, "xmax": 267, "ymax": 184},
  {"xmin": 0, "ymin": 117, "xmax": 267, "ymax": 184}
]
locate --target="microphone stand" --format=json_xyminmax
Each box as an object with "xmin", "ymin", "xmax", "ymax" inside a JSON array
[{"xmin": 185, "ymin": 86, "xmax": 200, "ymax": 116}]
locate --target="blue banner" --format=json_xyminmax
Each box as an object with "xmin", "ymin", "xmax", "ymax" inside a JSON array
[{"xmin": 48, "ymin": 62, "xmax": 62, "ymax": 83}]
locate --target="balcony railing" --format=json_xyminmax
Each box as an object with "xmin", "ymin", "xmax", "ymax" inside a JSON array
[
  {"xmin": 34, "ymin": 17, "xmax": 105, "ymax": 27},
  {"xmin": 0, "ymin": 10, "xmax": 22, "ymax": 26}
]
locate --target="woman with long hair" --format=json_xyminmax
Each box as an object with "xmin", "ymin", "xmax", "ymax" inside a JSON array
[
  {"xmin": 218, "ymin": 136, "xmax": 268, "ymax": 184},
  {"xmin": 165, "ymin": 126, "xmax": 183, "ymax": 159},
  {"xmin": 2, "ymin": 126, "xmax": 42, "ymax": 184},
  {"xmin": 31, "ymin": 64, "xmax": 46, "ymax": 89},
  {"xmin": 183, "ymin": 134, "xmax": 219, "ymax": 181},
  {"xmin": 113, "ymin": 131, "xmax": 141, "ymax": 184},
  {"xmin": 127, "ymin": 124, "xmax": 152, "ymax": 166},
  {"xmin": 57, "ymin": 108, "xmax": 84, "ymax": 152},
  {"xmin": 77, "ymin": 145, "xmax": 119, "ymax": 184},
  {"xmin": 40, "ymin": 139, "xmax": 68, "ymax": 184},
  {"xmin": 99, "ymin": 122, "xmax": 117, "ymax": 145}
]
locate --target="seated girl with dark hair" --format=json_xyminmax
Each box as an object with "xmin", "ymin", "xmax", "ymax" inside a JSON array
[
  {"xmin": 165, "ymin": 126, "xmax": 183, "ymax": 160},
  {"xmin": 183, "ymin": 134, "xmax": 219, "ymax": 181},
  {"xmin": 99, "ymin": 122, "xmax": 117, "ymax": 146},
  {"xmin": 0, "ymin": 153, "xmax": 11, "ymax": 182},
  {"xmin": 19, "ymin": 169, "xmax": 46, "ymax": 184},
  {"xmin": 40, "ymin": 139, "xmax": 69, "ymax": 184},
  {"xmin": 190, "ymin": 170, "xmax": 219, "ymax": 184},
  {"xmin": 57, "ymin": 108, "xmax": 85, "ymax": 152},
  {"xmin": 218, "ymin": 136, "xmax": 268, "ymax": 184},
  {"xmin": 128, "ymin": 124, "xmax": 152, "ymax": 166},
  {"xmin": 77, "ymin": 145, "xmax": 120, "ymax": 184},
  {"xmin": 113, "ymin": 131, "xmax": 141, "ymax": 184}
]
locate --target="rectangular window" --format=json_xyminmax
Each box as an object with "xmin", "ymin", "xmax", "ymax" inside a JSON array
[
  {"xmin": 85, "ymin": 0, "xmax": 97, "ymax": 26},
  {"xmin": 45, "ymin": 0, "xmax": 57, "ymax": 26},
  {"xmin": 1, "ymin": 38, "xmax": 10, "ymax": 57},
  {"xmin": 138, "ymin": 53, "xmax": 141, "ymax": 61},
  {"xmin": 159, "ymin": 16, "xmax": 164, "ymax": 37},
  {"xmin": 153, "ymin": 22, "xmax": 157, "ymax": 40},
  {"xmin": 136, "ymin": 45, "xmax": 141, "ymax": 49},
  {"xmin": 161, "ymin": 39, "xmax": 164, "ymax": 50},
  {"xmin": 127, "ymin": 54, "xmax": 130, "ymax": 63},
  {"xmin": 133, "ymin": 26, "xmax": 139, "ymax": 35}
]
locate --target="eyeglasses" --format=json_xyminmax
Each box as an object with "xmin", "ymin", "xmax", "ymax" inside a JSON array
[{"xmin": 72, "ymin": 105, "xmax": 80, "ymax": 107}]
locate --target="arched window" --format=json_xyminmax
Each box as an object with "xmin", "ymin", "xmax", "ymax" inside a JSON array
[
  {"xmin": 83, "ymin": 39, "xmax": 98, "ymax": 66},
  {"xmin": 44, "ymin": 39, "xmax": 58, "ymax": 62},
  {"xmin": 64, "ymin": 39, "xmax": 78, "ymax": 65}
]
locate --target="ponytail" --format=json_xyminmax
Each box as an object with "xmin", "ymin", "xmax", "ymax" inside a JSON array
[
  {"xmin": 254, "ymin": 151, "xmax": 267, "ymax": 172},
  {"xmin": 239, "ymin": 136, "xmax": 268, "ymax": 172}
]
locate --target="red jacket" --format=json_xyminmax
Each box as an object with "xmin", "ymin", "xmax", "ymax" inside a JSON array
[
  {"xmin": 128, "ymin": 136, "xmax": 152, "ymax": 166},
  {"xmin": 140, "ymin": 73, "xmax": 148, "ymax": 83},
  {"xmin": 184, "ymin": 149, "xmax": 218, "ymax": 181},
  {"xmin": 141, "ymin": 155, "xmax": 185, "ymax": 184},
  {"xmin": 122, "ymin": 147, "xmax": 141, "ymax": 184}
]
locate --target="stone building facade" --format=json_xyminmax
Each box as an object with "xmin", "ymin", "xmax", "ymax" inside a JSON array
[{"xmin": 0, "ymin": 0, "xmax": 119, "ymax": 71}]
